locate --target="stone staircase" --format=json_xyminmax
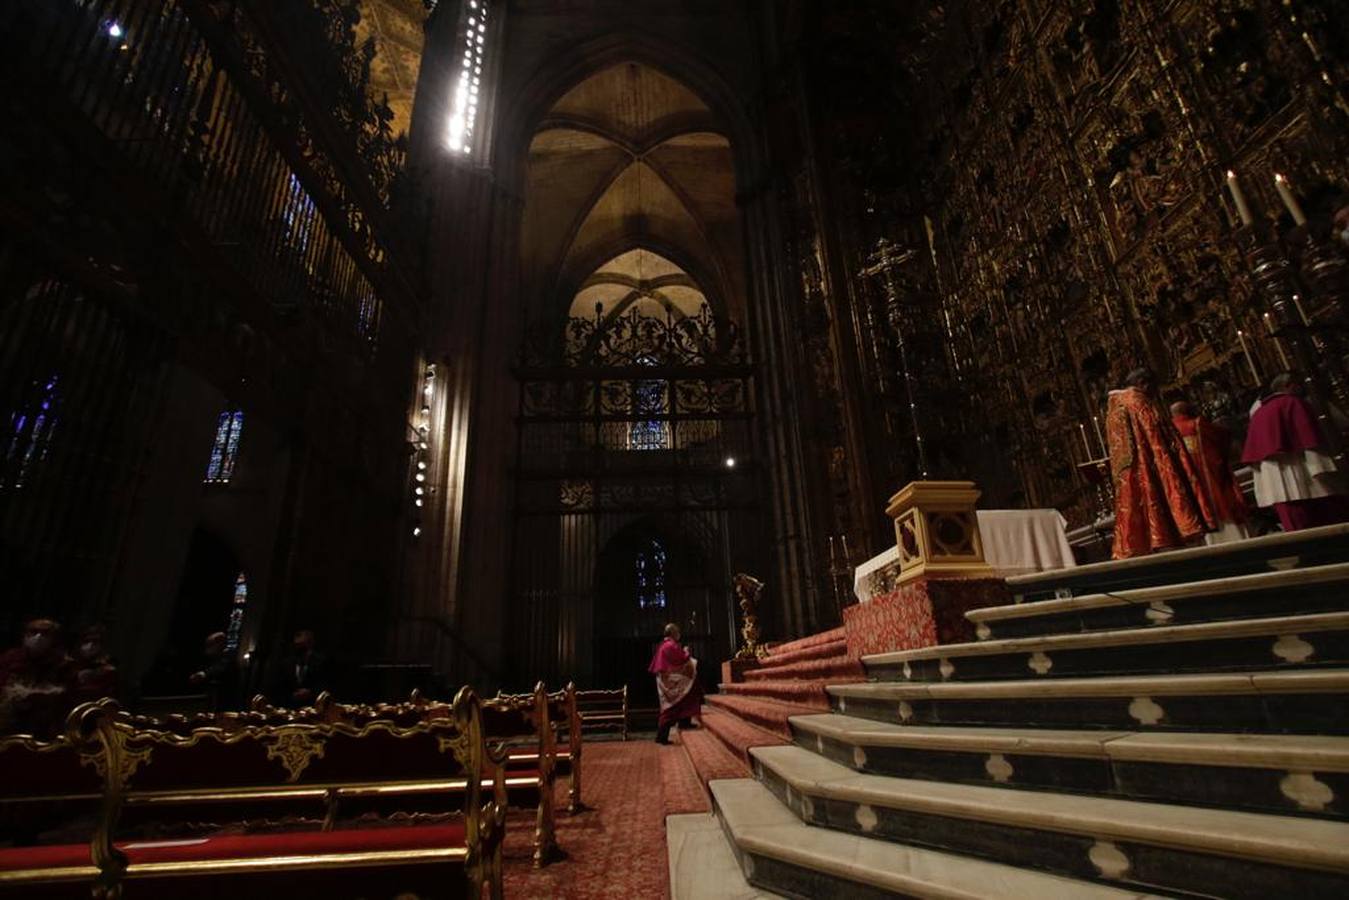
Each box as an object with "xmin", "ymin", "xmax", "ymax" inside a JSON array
[{"xmin": 704, "ymin": 523, "xmax": 1349, "ymax": 899}]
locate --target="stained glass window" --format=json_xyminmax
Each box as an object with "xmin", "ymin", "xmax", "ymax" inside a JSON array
[
  {"xmin": 225, "ymin": 572, "xmax": 247, "ymax": 652},
  {"xmin": 636, "ymin": 538, "xmax": 668, "ymax": 610},
  {"xmin": 445, "ymin": 0, "xmax": 490, "ymax": 154},
  {"xmin": 357, "ymin": 291, "xmax": 381, "ymax": 341},
  {"xmin": 3, "ymin": 374, "xmax": 59, "ymax": 488},
  {"xmin": 205, "ymin": 410, "xmax": 244, "ymax": 483},
  {"xmin": 629, "ymin": 355, "xmax": 669, "ymax": 450},
  {"xmin": 282, "ymin": 173, "xmax": 317, "ymax": 254}
]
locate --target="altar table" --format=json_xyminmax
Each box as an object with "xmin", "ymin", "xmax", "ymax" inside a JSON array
[{"xmin": 853, "ymin": 508, "xmax": 1076, "ymax": 602}]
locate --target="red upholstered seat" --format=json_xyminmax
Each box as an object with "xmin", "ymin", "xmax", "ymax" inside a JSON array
[{"xmin": 0, "ymin": 822, "xmax": 466, "ymax": 873}]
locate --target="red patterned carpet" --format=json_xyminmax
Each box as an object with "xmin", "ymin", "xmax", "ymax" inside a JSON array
[{"xmin": 502, "ymin": 740, "xmax": 698, "ymax": 899}]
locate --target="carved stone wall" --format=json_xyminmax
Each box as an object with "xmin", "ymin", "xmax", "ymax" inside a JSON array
[{"xmin": 806, "ymin": 0, "xmax": 1349, "ymax": 528}]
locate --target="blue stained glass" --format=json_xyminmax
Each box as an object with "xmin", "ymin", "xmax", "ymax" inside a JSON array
[
  {"xmin": 629, "ymin": 355, "xmax": 668, "ymax": 450},
  {"xmin": 225, "ymin": 572, "xmax": 247, "ymax": 652},
  {"xmin": 636, "ymin": 538, "xmax": 668, "ymax": 610},
  {"xmin": 205, "ymin": 410, "xmax": 244, "ymax": 483},
  {"xmin": 4, "ymin": 374, "xmax": 59, "ymax": 487},
  {"xmin": 282, "ymin": 173, "xmax": 317, "ymax": 254}
]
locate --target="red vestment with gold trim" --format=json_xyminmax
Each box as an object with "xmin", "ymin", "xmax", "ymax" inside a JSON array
[{"xmin": 1107, "ymin": 387, "xmax": 1216, "ymax": 559}]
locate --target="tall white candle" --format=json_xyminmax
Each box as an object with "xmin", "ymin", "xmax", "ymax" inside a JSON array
[
  {"xmin": 1274, "ymin": 173, "xmax": 1308, "ymax": 226},
  {"xmin": 1092, "ymin": 415, "xmax": 1107, "ymax": 457},
  {"xmin": 1226, "ymin": 170, "xmax": 1254, "ymax": 226},
  {"xmin": 1237, "ymin": 329, "xmax": 1260, "ymax": 384},
  {"xmin": 1292, "ymin": 294, "xmax": 1311, "ymax": 326},
  {"xmin": 1079, "ymin": 423, "xmax": 1093, "ymax": 458}
]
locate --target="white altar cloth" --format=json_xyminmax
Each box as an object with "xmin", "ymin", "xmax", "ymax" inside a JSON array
[{"xmin": 852, "ymin": 509, "xmax": 1076, "ymax": 601}]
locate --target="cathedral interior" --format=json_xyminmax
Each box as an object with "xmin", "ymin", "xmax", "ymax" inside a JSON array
[{"xmin": 2, "ymin": 1, "xmax": 1349, "ymax": 897}]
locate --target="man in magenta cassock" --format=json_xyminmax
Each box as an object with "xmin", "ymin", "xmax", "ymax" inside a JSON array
[
  {"xmin": 1242, "ymin": 373, "xmax": 1349, "ymax": 532},
  {"xmin": 648, "ymin": 623, "xmax": 702, "ymax": 745}
]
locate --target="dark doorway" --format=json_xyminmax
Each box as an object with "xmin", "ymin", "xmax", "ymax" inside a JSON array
[
  {"xmin": 141, "ymin": 528, "xmax": 244, "ymax": 695},
  {"xmin": 592, "ymin": 521, "xmax": 721, "ymax": 709}
]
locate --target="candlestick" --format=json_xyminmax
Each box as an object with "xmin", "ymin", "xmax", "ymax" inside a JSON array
[
  {"xmin": 1237, "ymin": 329, "xmax": 1260, "ymax": 384},
  {"xmin": 1079, "ymin": 423, "xmax": 1092, "ymax": 458},
  {"xmin": 1274, "ymin": 173, "xmax": 1308, "ymax": 226},
  {"xmin": 1226, "ymin": 170, "xmax": 1253, "ymax": 226},
  {"xmin": 1291, "ymin": 293, "xmax": 1311, "ymax": 327},
  {"xmin": 1091, "ymin": 415, "xmax": 1107, "ymax": 457}
]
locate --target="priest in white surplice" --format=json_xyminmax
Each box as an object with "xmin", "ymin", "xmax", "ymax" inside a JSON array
[{"xmin": 1241, "ymin": 374, "xmax": 1349, "ymax": 532}]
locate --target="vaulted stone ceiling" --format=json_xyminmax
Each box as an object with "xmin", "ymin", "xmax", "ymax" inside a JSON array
[
  {"xmin": 521, "ymin": 62, "xmax": 745, "ymax": 322},
  {"xmin": 355, "ymin": 0, "xmax": 428, "ymax": 136}
]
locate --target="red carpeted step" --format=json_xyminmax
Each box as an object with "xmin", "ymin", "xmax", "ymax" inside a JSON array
[
  {"xmin": 700, "ymin": 706, "xmax": 788, "ymax": 766},
  {"xmin": 765, "ymin": 626, "xmax": 847, "ymax": 658},
  {"xmin": 754, "ymin": 637, "xmax": 849, "ymax": 668},
  {"xmin": 659, "ymin": 741, "xmax": 710, "ymax": 816},
  {"xmin": 743, "ymin": 655, "xmax": 864, "ymax": 682},
  {"xmin": 703, "ymin": 694, "xmax": 822, "ymax": 738},
  {"xmin": 719, "ymin": 678, "xmax": 861, "ymax": 708},
  {"xmin": 677, "ymin": 724, "xmax": 750, "ymax": 786}
]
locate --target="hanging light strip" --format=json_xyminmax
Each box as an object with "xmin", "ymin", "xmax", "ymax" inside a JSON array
[
  {"xmin": 445, "ymin": 0, "xmax": 489, "ymax": 154},
  {"xmin": 412, "ymin": 362, "xmax": 435, "ymax": 538}
]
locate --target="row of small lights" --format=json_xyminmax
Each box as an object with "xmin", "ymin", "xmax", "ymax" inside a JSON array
[
  {"xmin": 445, "ymin": 0, "xmax": 487, "ymax": 153},
  {"xmin": 412, "ymin": 363, "xmax": 435, "ymax": 538}
]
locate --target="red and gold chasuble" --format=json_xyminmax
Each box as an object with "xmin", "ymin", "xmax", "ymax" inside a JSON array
[{"xmin": 1107, "ymin": 388, "xmax": 1216, "ymax": 559}]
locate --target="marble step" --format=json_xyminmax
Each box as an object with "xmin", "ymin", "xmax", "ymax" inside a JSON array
[
  {"xmin": 968, "ymin": 563, "xmax": 1349, "ymax": 642},
  {"xmin": 789, "ymin": 713, "xmax": 1349, "ymax": 820},
  {"xmin": 705, "ymin": 694, "xmax": 826, "ymax": 738},
  {"xmin": 709, "ymin": 778, "xmax": 1160, "ymax": 900},
  {"xmin": 864, "ymin": 611, "xmax": 1349, "ymax": 683},
  {"xmin": 750, "ymin": 744, "xmax": 1349, "ymax": 900},
  {"xmin": 667, "ymin": 811, "xmax": 785, "ymax": 899},
  {"xmin": 827, "ymin": 670, "xmax": 1349, "ymax": 734},
  {"xmin": 1007, "ymin": 523, "xmax": 1349, "ymax": 604}
]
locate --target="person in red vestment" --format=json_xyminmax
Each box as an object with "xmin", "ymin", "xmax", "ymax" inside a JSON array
[
  {"xmin": 1170, "ymin": 401, "xmax": 1249, "ymax": 544},
  {"xmin": 1106, "ymin": 369, "xmax": 1217, "ymax": 559},
  {"xmin": 648, "ymin": 623, "xmax": 701, "ymax": 745},
  {"xmin": 1241, "ymin": 374, "xmax": 1349, "ymax": 531}
]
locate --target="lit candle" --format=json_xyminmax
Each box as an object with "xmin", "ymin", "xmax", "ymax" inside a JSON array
[
  {"xmin": 1079, "ymin": 423, "xmax": 1093, "ymax": 458},
  {"xmin": 1292, "ymin": 294, "xmax": 1311, "ymax": 327},
  {"xmin": 1226, "ymin": 170, "xmax": 1253, "ymax": 226},
  {"xmin": 827, "ymin": 535, "xmax": 837, "ymax": 565},
  {"xmin": 1273, "ymin": 173, "xmax": 1308, "ymax": 226},
  {"xmin": 1237, "ymin": 329, "xmax": 1260, "ymax": 384},
  {"xmin": 1262, "ymin": 312, "xmax": 1277, "ymax": 335},
  {"xmin": 1092, "ymin": 415, "xmax": 1107, "ymax": 457},
  {"xmin": 841, "ymin": 534, "xmax": 851, "ymax": 562}
]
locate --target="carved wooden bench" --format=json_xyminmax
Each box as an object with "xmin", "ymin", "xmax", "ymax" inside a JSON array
[
  {"xmin": 0, "ymin": 688, "xmax": 503, "ymax": 898},
  {"xmin": 576, "ymin": 686, "xmax": 628, "ymax": 741},
  {"xmin": 250, "ymin": 681, "xmax": 570, "ymax": 867}
]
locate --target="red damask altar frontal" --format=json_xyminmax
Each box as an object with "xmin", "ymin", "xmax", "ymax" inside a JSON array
[{"xmin": 843, "ymin": 577, "xmax": 1010, "ymax": 659}]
